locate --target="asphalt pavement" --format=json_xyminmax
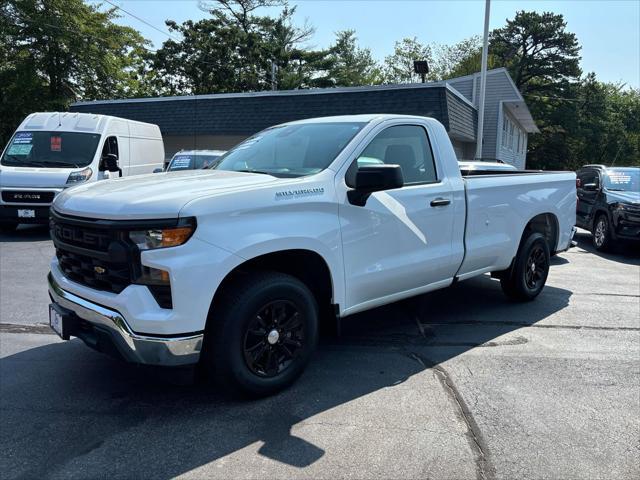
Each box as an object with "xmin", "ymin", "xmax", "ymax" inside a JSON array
[{"xmin": 1, "ymin": 225, "xmax": 639, "ymax": 479}]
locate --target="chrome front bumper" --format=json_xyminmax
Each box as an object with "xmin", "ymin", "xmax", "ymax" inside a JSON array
[{"xmin": 47, "ymin": 273, "xmax": 203, "ymax": 366}]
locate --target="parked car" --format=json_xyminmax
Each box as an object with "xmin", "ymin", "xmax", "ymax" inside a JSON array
[
  {"xmin": 47, "ymin": 114, "xmax": 576, "ymax": 396},
  {"xmin": 166, "ymin": 150, "xmax": 227, "ymax": 172},
  {"xmin": 576, "ymin": 165, "xmax": 640, "ymax": 251},
  {"xmin": 0, "ymin": 112, "xmax": 164, "ymax": 230}
]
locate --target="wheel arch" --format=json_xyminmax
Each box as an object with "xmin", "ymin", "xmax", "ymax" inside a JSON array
[
  {"xmin": 522, "ymin": 212, "xmax": 560, "ymax": 254},
  {"xmin": 206, "ymin": 249, "xmax": 337, "ymax": 329}
]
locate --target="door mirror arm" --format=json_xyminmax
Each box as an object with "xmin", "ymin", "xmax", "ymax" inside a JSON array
[
  {"xmin": 347, "ymin": 165, "xmax": 404, "ymax": 207},
  {"xmin": 99, "ymin": 153, "xmax": 122, "ymax": 177}
]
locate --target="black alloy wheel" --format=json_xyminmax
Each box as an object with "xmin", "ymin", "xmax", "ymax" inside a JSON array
[
  {"xmin": 524, "ymin": 244, "xmax": 548, "ymax": 291},
  {"xmin": 243, "ymin": 299, "xmax": 305, "ymax": 377}
]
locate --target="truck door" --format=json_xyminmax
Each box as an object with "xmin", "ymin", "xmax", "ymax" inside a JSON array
[{"xmin": 338, "ymin": 123, "xmax": 458, "ymax": 312}]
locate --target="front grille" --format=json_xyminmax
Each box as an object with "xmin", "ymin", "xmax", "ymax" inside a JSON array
[
  {"xmin": 56, "ymin": 248, "xmax": 131, "ymax": 293},
  {"xmin": 2, "ymin": 190, "xmax": 55, "ymax": 203},
  {"xmin": 50, "ymin": 211, "xmax": 184, "ymax": 307},
  {"xmin": 51, "ymin": 213, "xmax": 136, "ymax": 295}
]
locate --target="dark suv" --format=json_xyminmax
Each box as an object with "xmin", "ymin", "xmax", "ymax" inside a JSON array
[{"xmin": 576, "ymin": 165, "xmax": 640, "ymax": 251}]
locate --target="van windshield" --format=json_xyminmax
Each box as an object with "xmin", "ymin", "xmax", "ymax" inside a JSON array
[
  {"xmin": 1, "ymin": 131, "xmax": 101, "ymax": 168},
  {"xmin": 213, "ymin": 122, "xmax": 366, "ymax": 178}
]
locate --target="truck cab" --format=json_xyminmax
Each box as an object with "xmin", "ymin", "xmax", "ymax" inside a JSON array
[{"xmin": 0, "ymin": 112, "xmax": 164, "ymax": 229}]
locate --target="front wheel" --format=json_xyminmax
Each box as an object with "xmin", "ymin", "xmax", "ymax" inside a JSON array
[
  {"xmin": 592, "ymin": 214, "xmax": 612, "ymax": 251},
  {"xmin": 203, "ymin": 272, "xmax": 318, "ymax": 397},
  {"xmin": 500, "ymin": 232, "xmax": 550, "ymax": 301}
]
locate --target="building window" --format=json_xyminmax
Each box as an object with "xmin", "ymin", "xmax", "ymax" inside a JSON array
[
  {"xmin": 502, "ymin": 117, "xmax": 509, "ymax": 148},
  {"xmin": 509, "ymin": 123, "xmax": 515, "ymax": 150}
]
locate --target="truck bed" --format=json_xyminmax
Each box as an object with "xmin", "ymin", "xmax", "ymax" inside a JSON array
[{"xmin": 456, "ymin": 171, "xmax": 577, "ymax": 280}]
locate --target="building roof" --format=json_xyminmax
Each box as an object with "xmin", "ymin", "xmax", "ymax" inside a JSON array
[
  {"xmin": 71, "ymin": 82, "xmax": 477, "ymax": 141},
  {"xmin": 444, "ymin": 68, "xmax": 538, "ymax": 133}
]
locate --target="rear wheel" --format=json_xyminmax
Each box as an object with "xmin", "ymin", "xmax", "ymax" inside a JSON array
[
  {"xmin": 500, "ymin": 232, "xmax": 550, "ymax": 301},
  {"xmin": 203, "ymin": 272, "xmax": 318, "ymax": 397},
  {"xmin": 592, "ymin": 214, "xmax": 612, "ymax": 251}
]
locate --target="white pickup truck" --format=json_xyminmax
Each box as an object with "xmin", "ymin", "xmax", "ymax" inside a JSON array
[{"xmin": 48, "ymin": 115, "xmax": 576, "ymax": 395}]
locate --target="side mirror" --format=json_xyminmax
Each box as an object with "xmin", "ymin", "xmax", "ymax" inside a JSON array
[
  {"xmin": 583, "ymin": 182, "xmax": 598, "ymax": 191},
  {"xmin": 100, "ymin": 153, "xmax": 122, "ymax": 177},
  {"xmin": 347, "ymin": 165, "xmax": 404, "ymax": 206},
  {"xmin": 153, "ymin": 168, "xmax": 163, "ymax": 173}
]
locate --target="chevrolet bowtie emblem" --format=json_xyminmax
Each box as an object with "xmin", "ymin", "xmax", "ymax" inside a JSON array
[{"xmin": 94, "ymin": 266, "xmax": 106, "ymax": 274}]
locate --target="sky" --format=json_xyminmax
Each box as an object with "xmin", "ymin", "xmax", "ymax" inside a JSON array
[{"xmin": 100, "ymin": 0, "xmax": 640, "ymax": 88}]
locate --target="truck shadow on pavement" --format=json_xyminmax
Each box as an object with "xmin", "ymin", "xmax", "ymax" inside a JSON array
[
  {"xmin": 0, "ymin": 224, "xmax": 51, "ymax": 243},
  {"xmin": 573, "ymin": 230, "xmax": 640, "ymax": 266},
  {"xmin": 1, "ymin": 275, "xmax": 572, "ymax": 479}
]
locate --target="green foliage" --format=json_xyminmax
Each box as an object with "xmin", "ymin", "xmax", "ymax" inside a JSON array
[
  {"xmin": 488, "ymin": 10, "xmax": 638, "ymax": 169},
  {"xmin": 382, "ymin": 37, "xmax": 435, "ymax": 83},
  {"xmin": 491, "ymin": 11, "xmax": 581, "ymax": 95},
  {"xmin": 0, "ymin": 0, "xmax": 151, "ymax": 145},
  {"xmin": 326, "ymin": 30, "xmax": 382, "ymax": 87}
]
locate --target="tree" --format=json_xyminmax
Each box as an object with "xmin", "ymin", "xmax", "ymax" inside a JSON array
[
  {"xmin": 153, "ymin": 1, "xmax": 319, "ymax": 94},
  {"xmin": 490, "ymin": 11, "xmax": 582, "ymax": 95},
  {"xmin": 0, "ymin": 0, "xmax": 150, "ymax": 145},
  {"xmin": 382, "ymin": 37, "xmax": 435, "ymax": 84},
  {"xmin": 325, "ymin": 30, "xmax": 382, "ymax": 86}
]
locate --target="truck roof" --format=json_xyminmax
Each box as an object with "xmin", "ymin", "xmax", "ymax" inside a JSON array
[{"xmin": 285, "ymin": 114, "xmax": 440, "ymax": 125}]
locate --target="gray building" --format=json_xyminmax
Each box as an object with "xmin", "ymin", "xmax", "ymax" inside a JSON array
[{"xmin": 71, "ymin": 67, "xmax": 537, "ymax": 168}]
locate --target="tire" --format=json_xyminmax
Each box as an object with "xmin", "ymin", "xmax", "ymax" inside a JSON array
[
  {"xmin": 592, "ymin": 214, "xmax": 612, "ymax": 251},
  {"xmin": 203, "ymin": 272, "xmax": 319, "ymax": 397},
  {"xmin": 500, "ymin": 232, "xmax": 550, "ymax": 302},
  {"xmin": 0, "ymin": 221, "xmax": 18, "ymax": 232}
]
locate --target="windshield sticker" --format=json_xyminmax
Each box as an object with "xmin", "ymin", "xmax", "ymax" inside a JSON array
[
  {"xmin": 172, "ymin": 155, "xmax": 192, "ymax": 169},
  {"xmin": 608, "ymin": 173, "xmax": 631, "ymax": 184},
  {"xmin": 14, "ymin": 132, "xmax": 33, "ymax": 144},
  {"xmin": 50, "ymin": 136, "xmax": 62, "ymax": 152},
  {"xmin": 275, "ymin": 187, "xmax": 325, "ymax": 201},
  {"xmin": 7, "ymin": 144, "xmax": 32, "ymax": 155}
]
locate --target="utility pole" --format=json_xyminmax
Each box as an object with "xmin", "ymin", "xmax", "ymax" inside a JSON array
[
  {"xmin": 271, "ymin": 60, "xmax": 278, "ymax": 91},
  {"xmin": 475, "ymin": 0, "xmax": 491, "ymax": 160}
]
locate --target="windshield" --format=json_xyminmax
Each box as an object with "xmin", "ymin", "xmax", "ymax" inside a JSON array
[
  {"xmin": 168, "ymin": 154, "xmax": 222, "ymax": 171},
  {"xmin": 1, "ymin": 131, "xmax": 101, "ymax": 168},
  {"xmin": 213, "ymin": 122, "xmax": 366, "ymax": 178},
  {"xmin": 604, "ymin": 168, "xmax": 639, "ymax": 192}
]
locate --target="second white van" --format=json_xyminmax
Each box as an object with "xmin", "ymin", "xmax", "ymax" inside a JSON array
[{"xmin": 0, "ymin": 112, "xmax": 164, "ymax": 230}]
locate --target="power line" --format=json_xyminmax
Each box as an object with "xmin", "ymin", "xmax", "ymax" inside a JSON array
[{"xmin": 102, "ymin": 0, "xmax": 181, "ymax": 43}]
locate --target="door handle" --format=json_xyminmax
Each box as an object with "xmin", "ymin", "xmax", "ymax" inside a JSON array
[{"xmin": 430, "ymin": 198, "xmax": 451, "ymax": 207}]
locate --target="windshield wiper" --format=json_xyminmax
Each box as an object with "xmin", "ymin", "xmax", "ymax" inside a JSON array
[
  {"xmin": 235, "ymin": 168, "xmax": 275, "ymax": 176},
  {"xmin": 40, "ymin": 160, "xmax": 81, "ymax": 168}
]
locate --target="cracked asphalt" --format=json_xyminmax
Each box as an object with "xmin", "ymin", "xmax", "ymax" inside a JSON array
[{"xmin": 1, "ymin": 226, "xmax": 639, "ymax": 479}]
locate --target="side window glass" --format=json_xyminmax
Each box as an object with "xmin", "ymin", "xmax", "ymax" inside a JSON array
[
  {"xmin": 101, "ymin": 136, "xmax": 119, "ymax": 159},
  {"xmin": 356, "ymin": 125, "xmax": 437, "ymax": 184}
]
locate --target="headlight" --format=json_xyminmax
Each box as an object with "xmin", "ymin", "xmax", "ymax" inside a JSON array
[
  {"xmin": 66, "ymin": 167, "xmax": 93, "ymax": 184},
  {"xmin": 129, "ymin": 223, "xmax": 195, "ymax": 250}
]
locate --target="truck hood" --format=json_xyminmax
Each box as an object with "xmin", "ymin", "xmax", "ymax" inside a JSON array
[
  {"xmin": 53, "ymin": 170, "xmax": 280, "ymax": 219},
  {"xmin": 607, "ymin": 190, "xmax": 640, "ymax": 205},
  {"xmin": 0, "ymin": 165, "xmax": 76, "ymax": 188}
]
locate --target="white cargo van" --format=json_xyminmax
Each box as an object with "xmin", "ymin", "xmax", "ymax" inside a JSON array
[{"xmin": 0, "ymin": 112, "xmax": 164, "ymax": 229}]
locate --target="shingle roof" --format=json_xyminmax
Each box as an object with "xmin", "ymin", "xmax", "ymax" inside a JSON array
[{"xmin": 71, "ymin": 83, "xmax": 477, "ymax": 141}]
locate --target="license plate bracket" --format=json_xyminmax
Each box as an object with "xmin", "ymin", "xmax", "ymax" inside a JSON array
[
  {"xmin": 18, "ymin": 209, "xmax": 35, "ymax": 218},
  {"xmin": 49, "ymin": 304, "xmax": 70, "ymax": 340}
]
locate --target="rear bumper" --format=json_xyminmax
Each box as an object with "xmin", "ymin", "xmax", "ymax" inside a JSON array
[{"xmin": 48, "ymin": 272, "xmax": 203, "ymax": 366}]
